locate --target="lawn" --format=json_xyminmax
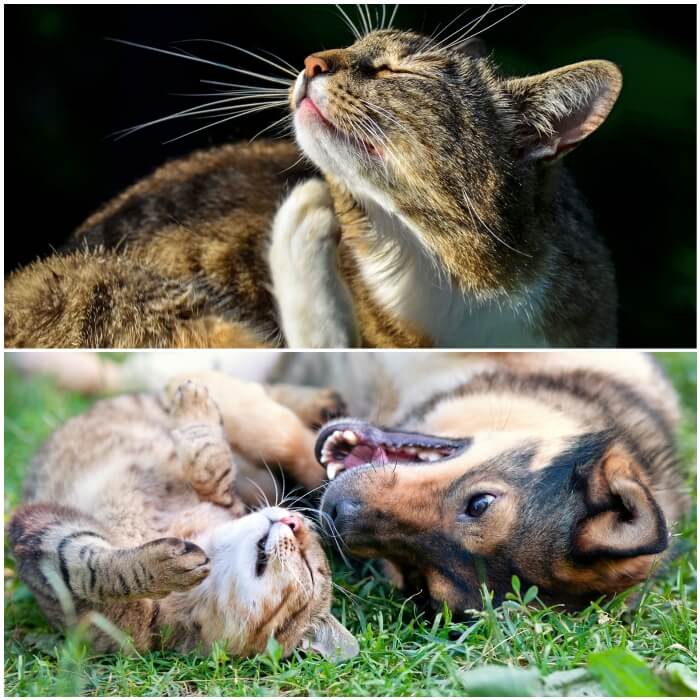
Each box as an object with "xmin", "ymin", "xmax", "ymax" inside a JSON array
[{"xmin": 4, "ymin": 353, "xmax": 697, "ymax": 696}]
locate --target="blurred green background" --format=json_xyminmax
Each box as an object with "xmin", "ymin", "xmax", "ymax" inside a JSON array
[{"xmin": 4, "ymin": 4, "xmax": 696, "ymax": 347}]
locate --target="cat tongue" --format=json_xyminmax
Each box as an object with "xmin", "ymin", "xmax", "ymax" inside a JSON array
[{"xmin": 344, "ymin": 444, "xmax": 388, "ymax": 468}]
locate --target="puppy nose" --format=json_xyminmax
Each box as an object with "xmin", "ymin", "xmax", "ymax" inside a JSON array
[
  {"xmin": 304, "ymin": 54, "xmax": 329, "ymax": 79},
  {"xmin": 327, "ymin": 498, "xmax": 362, "ymax": 531},
  {"xmin": 279, "ymin": 513, "xmax": 302, "ymax": 533}
]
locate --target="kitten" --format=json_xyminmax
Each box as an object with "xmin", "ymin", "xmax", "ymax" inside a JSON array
[
  {"xmin": 8, "ymin": 381, "xmax": 357, "ymax": 660},
  {"xmin": 5, "ymin": 19, "xmax": 621, "ymax": 348}
]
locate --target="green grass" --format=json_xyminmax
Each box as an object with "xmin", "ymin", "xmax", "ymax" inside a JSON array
[{"xmin": 4, "ymin": 354, "xmax": 697, "ymax": 696}]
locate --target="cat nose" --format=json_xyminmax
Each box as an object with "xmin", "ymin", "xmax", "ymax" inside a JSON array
[
  {"xmin": 304, "ymin": 55, "xmax": 330, "ymax": 79},
  {"xmin": 279, "ymin": 513, "xmax": 303, "ymax": 533}
]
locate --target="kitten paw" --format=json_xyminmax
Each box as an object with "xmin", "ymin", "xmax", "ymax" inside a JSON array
[
  {"xmin": 140, "ymin": 537, "xmax": 211, "ymax": 596},
  {"xmin": 168, "ymin": 381, "xmax": 223, "ymax": 427}
]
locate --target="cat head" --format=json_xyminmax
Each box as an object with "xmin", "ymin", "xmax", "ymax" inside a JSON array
[
  {"xmin": 291, "ymin": 28, "xmax": 622, "ymax": 292},
  {"xmin": 189, "ymin": 507, "xmax": 357, "ymax": 661}
]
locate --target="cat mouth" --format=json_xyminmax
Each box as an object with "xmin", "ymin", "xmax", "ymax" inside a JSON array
[
  {"xmin": 298, "ymin": 97, "xmax": 380, "ymax": 157},
  {"xmin": 315, "ymin": 421, "xmax": 470, "ymax": 480}
]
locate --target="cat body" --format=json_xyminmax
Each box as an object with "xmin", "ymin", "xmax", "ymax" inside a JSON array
[
  {"xmin": 5, "ymin": 27, "xmax": 621, "ymax": 349},
  {"xmin": 9, "ymin": 380, "xmax": 357, "ymax": 659}
]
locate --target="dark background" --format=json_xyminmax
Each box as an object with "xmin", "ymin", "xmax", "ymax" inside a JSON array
[{"xmin": 5, "ymin": 5, "xmax": 696, "ymax": 347}]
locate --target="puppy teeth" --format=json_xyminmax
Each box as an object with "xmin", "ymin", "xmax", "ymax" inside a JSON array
[
  {"xmin": 342, "ymin": 430, "xmax": 358, "ymax": 444},
  {"xmin": 404, "ymin": 447, "xmax": 418, "ymax": 455},
  {"xmin": 326, "ymin": 462, "xmax": 343, "ymax": 480},
  {"xmin": 418, "ymin": 451, "xmax": 439, "ymax": 462}
]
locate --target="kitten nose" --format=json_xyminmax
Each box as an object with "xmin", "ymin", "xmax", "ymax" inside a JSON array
[
  {"xmin": 279, "ymin": 513, "xmax": 302, "ymax": 533},
  {"xmin": 304, "ymin": 55, "xmax": 329, "ymax": 79}
]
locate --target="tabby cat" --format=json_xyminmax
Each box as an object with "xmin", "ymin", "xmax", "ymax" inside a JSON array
[
  {"xmin": 9, "ymin": 380, "xmax": 357, "ymax": 659},
  {"xmin": 5, "ymin": 14, "xmax": 621, "ymax": 348}
]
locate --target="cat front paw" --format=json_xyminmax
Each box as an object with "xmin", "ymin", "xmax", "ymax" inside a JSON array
[
  {"xmin": 140, "ymin": 537, "xmax": 211, "ymax": 596},
  {"xmin": 269, "ymin": 179, "xmax": 358, "ymax": 348},
  {"xmin": 168, "ymin": 381, "xmax": 223, "ymax": 427},
  {"xmin": 269, "ymin": 178, "xmax": 340, "ymax": 268}
]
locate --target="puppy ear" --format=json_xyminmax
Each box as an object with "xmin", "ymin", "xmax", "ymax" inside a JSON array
[
  {"xmin": 504, "ymin": 60, "xmax": 622, "ymax": 162},
  {"xmin": 303, "ymin": 614, "xmax": 358, "ymax": 662},
  {"xmin": 574, "ymin": 449, "xmax": 669, "ymax": 561}
]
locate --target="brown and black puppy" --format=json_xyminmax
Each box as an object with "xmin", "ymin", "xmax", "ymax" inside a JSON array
[{"xmin": 313, "ymin": 353, "xmax": 690, "ymax": 613}]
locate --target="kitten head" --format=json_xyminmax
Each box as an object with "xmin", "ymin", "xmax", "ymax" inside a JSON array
[
  {"xmin": 291, "ymin": 28, "xmax": 622, "ymax": 291},
  {"xmin": 190, "ymin": 507, "xmax": 357, "ymax": 661}
]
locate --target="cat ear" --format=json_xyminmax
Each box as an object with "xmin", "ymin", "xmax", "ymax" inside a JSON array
[
  {"xmin": 504, "ymin": 60, "xmax": 622, "ymax": 162},
  {"xmin": 459, "ymin": 37, "xmax": 487, "ymax": 59},
  {"xmin": 573, "ymin": 448, "xmax": 669, "ymax": 562},
  {"xmin": 302, "ymin": 615, "xmax": 358, "ymax": 662}
]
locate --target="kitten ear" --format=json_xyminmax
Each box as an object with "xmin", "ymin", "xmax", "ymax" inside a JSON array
[
  {"xmin": 504, "ymin": 60, "xmax": 622, "ymax": 162},
  {"xmin": 303, "ymin": 615, "xmax": 358, "ymax": 662}
]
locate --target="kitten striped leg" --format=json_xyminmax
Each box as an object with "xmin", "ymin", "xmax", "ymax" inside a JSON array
[
  {"xmin": 9, "ymin": 503, "xmax": 210, "ymax": 609},
  {"xmin": 269, "ymin": 178, "xmax": 359, "ymax": 348}
]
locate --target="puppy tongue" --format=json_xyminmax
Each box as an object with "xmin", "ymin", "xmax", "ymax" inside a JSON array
[{"xmin": 344, "ymin": 444, "xmax": 387, "ymax": 468}]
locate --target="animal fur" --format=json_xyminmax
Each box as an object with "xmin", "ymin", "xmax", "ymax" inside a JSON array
[
  {"xmin": 12, "ymin": 351, "xmax": 692, "ymax": 615},
  {"xmin": 8, "ymin": 377, "xmax": 357, "ymax": 659},
  {"xmin": 5, "ymin": 27, "xmax": 620, "ymax": 348}
]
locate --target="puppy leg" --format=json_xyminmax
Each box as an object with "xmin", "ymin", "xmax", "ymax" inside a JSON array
[
  {"xmin": 265, "ymin": 384, "xmax": 346, "ymax": 429},
  {"xmin": 268, "ymin": 178, "xmax": 359, "ymax": 348}
]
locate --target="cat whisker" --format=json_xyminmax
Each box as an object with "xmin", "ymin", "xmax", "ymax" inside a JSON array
[
  {"xmin": 442, "ymin": 4, "xmax": 526, "ymax": 51},
  {"xmin": 249, "ymin": 112, "xmax": 294, "ymax": 144},
  {"xmin": 463, "ymin": 187, "xmax": 532, "ymax": 259},
  {"xmin": 173, "ymin": 38, "xmax": 299, "ymax": 79},
  {"xmin": 246, "ymin": 477, "xmax": 272, "ymax": 510},
  {"xmin": 200, "ymin": 79, "xmax": 289, "ymax": 94},
  {"xmin": 335, "ymin": 5, "xmax": 363, "ymax": 41},
  {"xmin": 387, "ymin": 4, "xmax": 399, "ymax": 30},
  {"xmin": 161, "ymin": 103, "xmax": 288, "ymax": 144},
  {"xmin": 107, "ymin": 38, "xmax": 292, "ymax": 87},
  {"xmin": 429, "ymin": 8, "xmax": 472, "ymax": 45},
  {"xmin": 259, "ymin": 458, "xmax": 282, "ymax": 508},
  {"xmin": 356, "ymin": 4, "xmax": 371, "ymax": 36},
  {"xmin": 112, "ymin": 95, "xmax": 284, "ymax": 138}
]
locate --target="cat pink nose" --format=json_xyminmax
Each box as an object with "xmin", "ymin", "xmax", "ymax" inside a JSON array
[
  {"xmin": 280, "ymin": 514, "xmax": 302, "ymax": 533},
  {"xmin": 304, "ymin": 55, "xmax": 329, "ymax": 79}
]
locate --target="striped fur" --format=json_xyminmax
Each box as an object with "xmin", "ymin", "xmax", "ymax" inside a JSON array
[
  {"xmin": 9, "ymin": 380, "xmax": 356, "ymax": 659},
  {"xmin": 5, "ymin": 28, "xmax": 620, "ymax": 348}
]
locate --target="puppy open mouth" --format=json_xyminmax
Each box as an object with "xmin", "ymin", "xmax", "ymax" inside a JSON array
[{"xmin": 315, "ymin": 422, "xmax": 470, "ymax": 480}]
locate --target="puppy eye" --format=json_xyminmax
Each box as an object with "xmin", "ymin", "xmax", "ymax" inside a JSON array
[{"xmin": 466, "ymin": 494, "xmax": 496, "ymax": 518}]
